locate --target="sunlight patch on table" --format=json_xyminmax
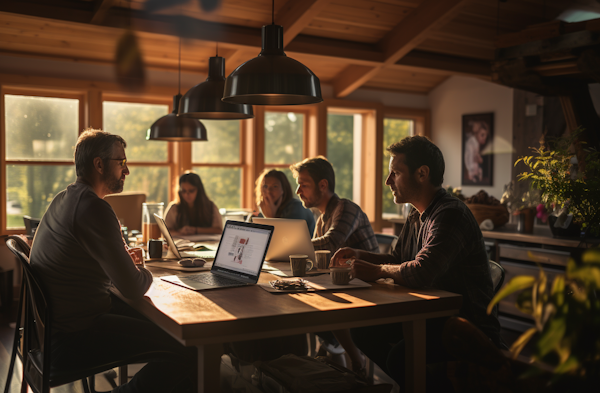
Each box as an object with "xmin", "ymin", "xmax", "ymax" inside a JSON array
[
  {"xmin": 289, "ymin": 292, "xmax": 376, "ymax": 311},
  {"xmin": 408, "ymin": 292, "xmax": 440, "ymax": 300}
]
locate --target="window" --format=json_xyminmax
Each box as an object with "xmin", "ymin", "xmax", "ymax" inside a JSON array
[
  {"xmin": 4, "ymin": 94, "xmax": 80, "ymax": 228},
  {"xmin": 327, "ymin": 111, "xmax": 363, "ymax": 202},
  {"xmin": 382, "ymin": 118, "xmax": 414, "ymax": 214},
  {"xmin": 102, "ymin": 101, "xmax": 169, "ymax": 205},
  {"xmin": 192, "ymin": 120, "xmax": 242, "ymax": 209},
  {"xmin": 264, "ymin": 111, "xmax": 305, "ymax": 189}
]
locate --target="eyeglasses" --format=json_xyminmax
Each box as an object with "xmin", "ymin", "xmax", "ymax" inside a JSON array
[{"xmin": 110, "ymin": 158, "xmax": 127, "ymax": 167}]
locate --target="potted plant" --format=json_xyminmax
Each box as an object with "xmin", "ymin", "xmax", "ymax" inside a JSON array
[
  {"xmin": 515, "ymin": 128, "xmax": 600, "ymax": 238},
  {"xmin": 486, "ymin": 247, "xmax": 600, "ymax": 391},
  {"xmin": 501, "ymin": 181, "xmax": 543, "ymax": 233}
]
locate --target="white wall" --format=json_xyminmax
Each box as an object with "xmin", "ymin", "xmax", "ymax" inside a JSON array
[{"xmin": 429, "ymin": 75, "xmax": 514, "ymax": 200}]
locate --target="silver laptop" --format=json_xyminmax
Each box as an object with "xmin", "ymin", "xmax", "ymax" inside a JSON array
[
  {"xmin": 154, "ymin": 213, "xmax": 217, "ymax": 260},
  {"xmin": 252, "ymin": 218, "xmax": 315, "ymax": 262},
  {"xmin": 161, "ymin": 220, "xmax": 274, "ymax": 291}
]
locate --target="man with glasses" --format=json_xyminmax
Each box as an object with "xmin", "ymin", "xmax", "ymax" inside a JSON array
[{"xmin": 30, "ymin": 129, "xmax": 196, "ymax": 393}]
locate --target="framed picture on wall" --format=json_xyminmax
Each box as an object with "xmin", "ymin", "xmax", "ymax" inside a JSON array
[{"xmin": 461, "ymin": 112, "xmax": 494, "ymax": 186}]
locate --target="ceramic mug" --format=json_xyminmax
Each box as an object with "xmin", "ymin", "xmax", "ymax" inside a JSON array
[
  {"xmin": 289, "ymin": 254, "xmax": 314, "ymax": 277},
  {"xmin": 330, "ymin": 267, "xmax": 353, "ymax": 285},
  {"xmin": 148, "ymin": 239, "xmax": 163, "ymax": 259},
  {"xmin": 315, "ymin": 250, "xmax": 331, "ymax": 270}
]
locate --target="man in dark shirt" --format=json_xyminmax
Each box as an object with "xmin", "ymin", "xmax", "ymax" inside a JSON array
[
  {"xmin": 30, "ymin": 129, "xmax": 195, "ymax": 393},
  {"xmin": 331, "ymin": 135, "xmax": 503, "ymax": 386}
]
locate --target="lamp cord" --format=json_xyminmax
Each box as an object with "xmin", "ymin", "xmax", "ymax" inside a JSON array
[{"xmin": 178, "ymin": 36, "xmax": 181, "ymax": 95}]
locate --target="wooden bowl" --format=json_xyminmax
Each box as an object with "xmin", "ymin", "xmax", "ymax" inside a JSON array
[{"xmin": 466, "ymin": 203, "xmax": 509, "ymax": 228}]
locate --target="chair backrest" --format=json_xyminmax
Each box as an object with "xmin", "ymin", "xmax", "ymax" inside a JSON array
[
  {"xmin": 8, "ymin": 234, "xmax": 32, "ymax": 257},
  {"xmin": 104, "ymin": 192, "xmax": 146, "ymax": 232},
  {"xmin": 5, "ymin": 237, "xmax": 52, "ymax": 393},
  {"xmin": 489, "ymin": 260, "xmax": 505, "ymax": 294},
  {"xmin": 23, "ymin": 216, "xmax": 41, "ymax": 238},
  {"xmin": 375, "ymin": 233, "xmax": 398, "ymax": 254}
]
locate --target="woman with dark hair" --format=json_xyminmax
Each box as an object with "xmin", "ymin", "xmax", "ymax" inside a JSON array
[
  {"xmin": 255, "ymin": 169, "xmax": 315, "ymax": 235},
  {"xmin": 164, "ymin": 172, "xmax": 222, "ymax": 235}
]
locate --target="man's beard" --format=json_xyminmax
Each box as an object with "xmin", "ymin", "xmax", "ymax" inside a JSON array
[
  {"xmin": 302, "ymin": 187, "xmax": 322, "ymax": 209},
  {"xmin": 103, "ymin": 170, "xmax": 124, "ymax": 194}
]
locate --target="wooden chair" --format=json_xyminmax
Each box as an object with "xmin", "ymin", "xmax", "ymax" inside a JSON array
[
  {"xmin": 104, "ymin": 192, "xmax": 146, "ymax": 232},
  {"xmin": 489, "ymin": 260, "xmax": 505, "ymax": 294},
  {"xmin": 3, "ymin": 236, "xmax": 175, "ymax": 393}
]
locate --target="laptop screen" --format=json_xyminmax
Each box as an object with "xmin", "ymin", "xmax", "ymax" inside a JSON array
[{"xmin": 213, "ymin": 221, "xmax": 273, "ymax": 277}]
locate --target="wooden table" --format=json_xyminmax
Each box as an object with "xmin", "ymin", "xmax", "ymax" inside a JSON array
[{"xmin": 114, "ymin": 268, "xmax": 462, "ymax": 393}]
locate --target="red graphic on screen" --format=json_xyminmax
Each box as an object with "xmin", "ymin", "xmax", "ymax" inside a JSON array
[{"xmin": 233, "ymin": 237, "xmax": 250, "ymax": 264}]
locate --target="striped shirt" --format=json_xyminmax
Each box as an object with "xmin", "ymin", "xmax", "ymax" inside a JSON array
[{"xmin": 312, "ymin": 194, "xmax": 379, "ymax": 254}]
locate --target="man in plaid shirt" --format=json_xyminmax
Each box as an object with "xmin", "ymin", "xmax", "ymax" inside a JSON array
[{"xmin": 290, "ymin": 156, "xmax": 378, "ymax": 254}]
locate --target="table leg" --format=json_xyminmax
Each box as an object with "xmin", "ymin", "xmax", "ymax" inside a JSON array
[
  {"xmin": 196, "ymin": 343, "xmax": 223, "ymax": 393},
  {"xmin": 403, "ymin": 319, "xmax": 426, "ymax": 393}
]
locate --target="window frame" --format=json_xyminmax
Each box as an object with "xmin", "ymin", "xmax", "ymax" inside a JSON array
[
  {"xmin": 2, "ymin": 87, "xmax": 86, "ymax": 233},
  {"xmin": 101, "ymin": 94, "xmax": 175, "ymax": 204}
]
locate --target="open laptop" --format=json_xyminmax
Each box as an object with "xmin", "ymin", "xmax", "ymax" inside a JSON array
[
  {"xmin": 160, "ymin": 220, "xmax": 274, "ymax": 291},
  {"xmin": 252, "ymin": 218, "xmax": 315, "ymax": 262},
  {"xmin": 154, "ymin": 213, "xmax": 218, "ymax": 260}
]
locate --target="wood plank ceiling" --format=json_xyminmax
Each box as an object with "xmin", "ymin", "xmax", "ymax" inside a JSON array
[{"xmin": 0, "ymin": 0, "xmax": 598, "ymax": 96}]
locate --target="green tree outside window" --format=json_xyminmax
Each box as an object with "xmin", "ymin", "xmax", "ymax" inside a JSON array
[{"xmin": 382, "ymin": 118, "xmax": 413, "ymax": 214}]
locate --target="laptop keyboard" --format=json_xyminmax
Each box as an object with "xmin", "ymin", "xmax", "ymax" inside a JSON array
[{"xmin": 184, "ymin": 274, "xmax": 243, "ymax": 286}]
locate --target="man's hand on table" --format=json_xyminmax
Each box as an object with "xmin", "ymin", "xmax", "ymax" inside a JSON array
[
  {"xmin": 332, "ymin": 247, "xmax": 385, "ymax": 282},
  {"xmin": 331, "ymin": 247, "xmax": 358, "ymax": 266},
  {"xmin": 352, "ymin": 260, "xmax": 384, "ymax": 282}
]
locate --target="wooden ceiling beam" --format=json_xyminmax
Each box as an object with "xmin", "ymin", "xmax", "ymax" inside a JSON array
[
  {"xmin": 90, "ymin": 0, "xmax": 118, "ymax": 25},
  {"xmin": 333, "ymin": 65, "xmax": 380, "ymax": 98},
  {"xmin": 331, "ymin": 0, "xmax": 468, "ymax": 97},
  {"xmin": 0, "ymin": 2, "xmax": 91, "ymax": 24},
  {"xmin": 277, "ymin": 0, "xmax": 332, "ymax": 47},
  {"xmin": 397, "ymin": 50, "xmax": 490, "ymax": 76},
  {"xmin": 379, "ymin": 0, "xmax": 469, "ymax": 64}
]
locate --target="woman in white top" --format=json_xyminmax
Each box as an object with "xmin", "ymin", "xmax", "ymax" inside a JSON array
[{"xmin": 164, "ymin": 172, "xmax": 222, "ymax": 235}]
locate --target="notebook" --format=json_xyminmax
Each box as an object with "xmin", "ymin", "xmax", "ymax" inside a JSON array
[
  {"xmin": 160, "ymin": 220, "xmax": 274, "ymax": 291},
  {"xmin": 252, "ymin": 218, "xmax": 315, "ymax": 262},
  {"xmin": 154, "ymin": 213, "xmax": 217, "ymax": 260}
]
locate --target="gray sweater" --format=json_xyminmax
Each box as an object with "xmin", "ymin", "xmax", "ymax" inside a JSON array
[{"xmin": 30, "ymin": 181, "xmax": 153, "ymax": 333}]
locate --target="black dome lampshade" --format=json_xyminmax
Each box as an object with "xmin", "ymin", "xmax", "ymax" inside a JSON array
[
  {"xmin": 147, "ymin": 94, "xmax": 208, "ymax": 141},
  {"xmin": 179, "ymin": 56, "xmax": 254, "ymax": 119},
  {"xmin": 222, "ymin": 24, "xmax": 323, "ymax": 106}
]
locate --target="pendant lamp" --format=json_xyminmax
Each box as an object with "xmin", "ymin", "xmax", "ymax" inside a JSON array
[
  {"xmin": 222, "ymin": 1, "xmax": 322, "ymax": 105},
  {"xmin": 179, "ymin": 52, "xmax": 253, "ymax": 119},
  {"xmin": 147, "ymin": 38, "xmax": 208, "ymax": 141}
]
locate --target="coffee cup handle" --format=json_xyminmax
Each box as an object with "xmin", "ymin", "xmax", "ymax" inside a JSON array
[{"xmin": 306, "ymin": 259, "xmax": 313, "ymax": 271}]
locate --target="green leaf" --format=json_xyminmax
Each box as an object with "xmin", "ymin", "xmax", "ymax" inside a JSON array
[
  {"xmin": 516, "ymin": 290, "xmax": 533, "ymax": 314},
  {"xmin": 582, "ymin": 248, "xmax": 600, "ymax": 265},
  {"xmin": 510, "ymin": 327, "xmax": 537, "ymax": 359},
  {"xmin": 553, "ymin": 356, "xmax": 579, "ymax": 375},
  {"xmin": 487, "ymin": 276, "xmax": 536, "ymax": 315},
  {"xmin": 568, "ymin": 266, "xmax": 600, "ymax": 289},
  {"xmin": 551, "ymin": 275, "xmax": 565, "ymax": 306},
  {"xmin": 536, "ymin": 317, "xmax": 566, "ymax": 358}
]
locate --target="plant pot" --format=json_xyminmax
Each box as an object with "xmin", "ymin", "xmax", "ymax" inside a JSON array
[
  {"xmin": 548, "ymin": 215, "xmax": 581, "ymax": 238},
  {"xmin": 515, "ymin": 208, "xmax": 535, "ymax": 234}
]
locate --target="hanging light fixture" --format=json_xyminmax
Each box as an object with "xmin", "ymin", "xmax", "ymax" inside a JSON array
[
  {"xmin": 222, "ymin": 0, "xmax": 322, "ymax": 106},
  {"xmin": 148, "ymin": 37, "xmax": 208, "ymax": 141},
  {"xmin": 179, "ymin": 44, "xmax": 253, "ymax": 119}
]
